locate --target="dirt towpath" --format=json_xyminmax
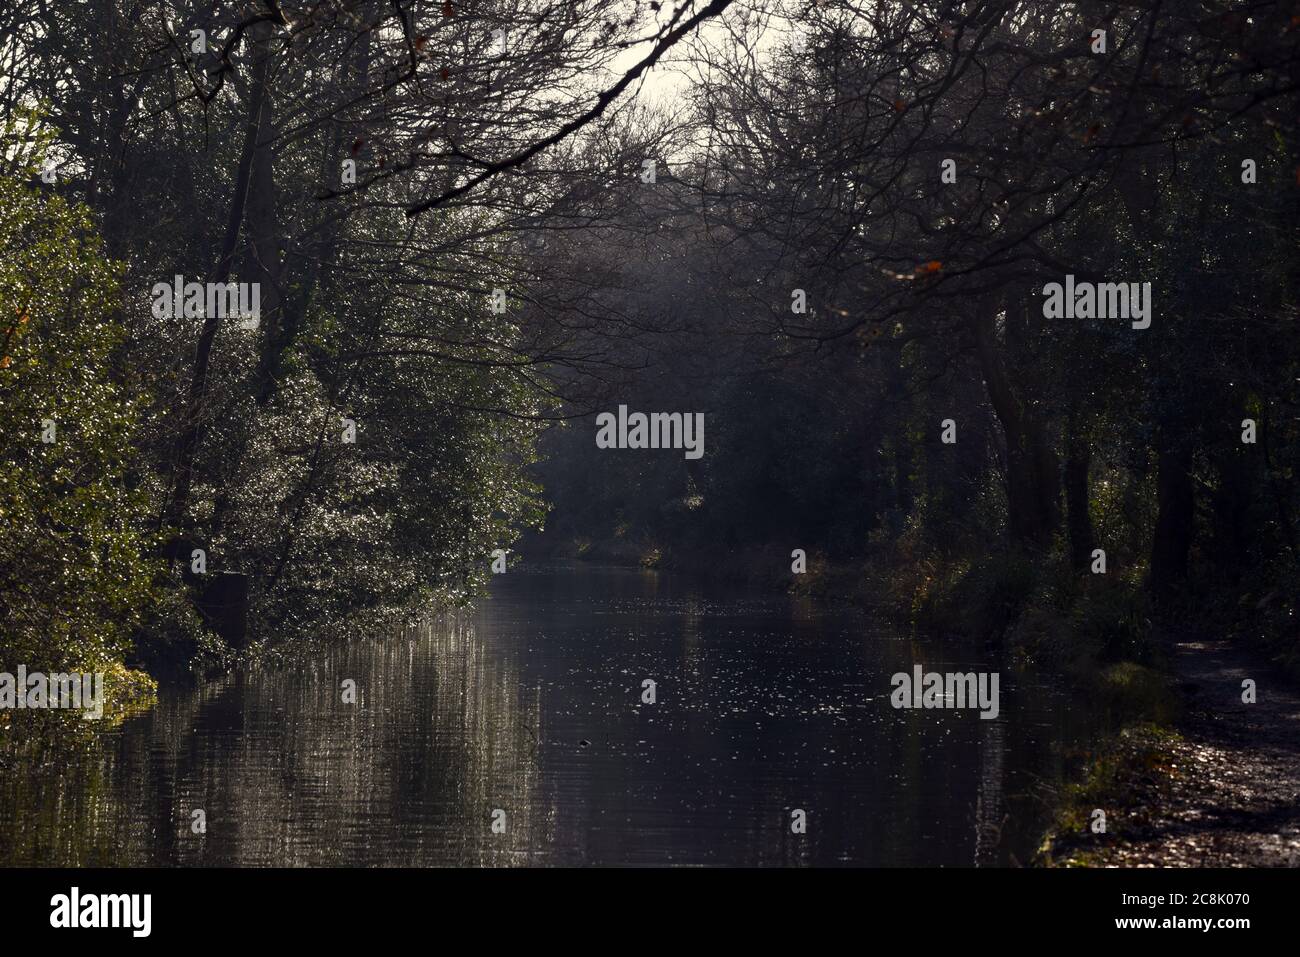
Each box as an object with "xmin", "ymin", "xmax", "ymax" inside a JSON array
[{"xmin": 1072, "ymin": 637, "xmax": 1300, "ymax": 866}]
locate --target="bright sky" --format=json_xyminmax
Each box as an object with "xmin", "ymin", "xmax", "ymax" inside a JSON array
[{"xmin": 606, "ymin": 0, "xmax": 794, "ymax": 108}]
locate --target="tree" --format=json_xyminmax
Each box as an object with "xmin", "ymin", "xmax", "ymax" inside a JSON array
[{"xmin": 0, "ymin": 127, "xmax": 158, "ymax": 671}]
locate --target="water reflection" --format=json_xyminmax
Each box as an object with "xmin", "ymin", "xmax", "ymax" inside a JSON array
[
  {"xmin": 1, "ymin": 614, "xmax": 542, "ymax": 866},
  {"xmin": 0, "ymin": 564, "xmax": 1085, "ymax": 866}
]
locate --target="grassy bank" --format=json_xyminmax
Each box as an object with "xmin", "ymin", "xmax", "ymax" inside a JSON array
[
  {"xmin": 1033, "ymin": 723, "xmax": 1185, "ymax": 867},
  {"xmin": 0, "ymin": 661, "xmax": 158, "ymax": 769},
  {"xmin": 881, "ymin": 543, "xmax": 1195, "ymax": 865}
]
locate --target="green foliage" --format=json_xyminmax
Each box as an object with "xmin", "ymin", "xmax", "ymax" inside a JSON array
[
  {"xmin": 908, "ymin": 549, "xmax": 1038, "ymax": 639},
  {"xmin": 1067, "ymin": 586, "xmax": 1155, "ymax": 667},
  {"xmin": 1036, "ymin": 724, "xmax": 1184, "ymax": 867},
  {"xmin": 0, "ymin": 164, "xmax": 160, "ymax": 671}
]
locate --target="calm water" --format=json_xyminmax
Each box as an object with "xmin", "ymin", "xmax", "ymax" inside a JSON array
[{"xmin": 0, "ymin": 564, "xmax": 1085, "ymax": 866}]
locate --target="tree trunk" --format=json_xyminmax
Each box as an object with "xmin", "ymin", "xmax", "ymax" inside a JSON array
[
  {"xmin": 1150, "ymin": 440, "xmax": 1194, "ymax": 597},
  {"xmin": 252, "ymin": 17, "xmax": 373, "ymax": 407},
  {"xmin": 163, "ymin": 31, "xmax": 271, "ymax": 531},
  {"xmin": 1210, "ymin": 446, "xmax": 1251, "ymax": 586},
  {"xmin": 1064, "ymin": 409, "xmax": 1095, "ymax": 572},
  {"xmin": 886, "ymin": 354, "xmax": 914, "ymax": 518},
  {"xmin": 246, "ymin": 57, "xmax": 285, "ymax": 406},
  {"xmin": 974, "ymin": 303, "xmax": 1059, "ymax": 548},
  {"xmin": 893, "ymin": 416, "xmax": 914, "ymax": 520}
]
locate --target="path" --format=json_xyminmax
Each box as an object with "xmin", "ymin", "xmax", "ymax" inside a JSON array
[{"xmin": 1075, "ymin": 637, "xmax": 1300, "ymax": 866}]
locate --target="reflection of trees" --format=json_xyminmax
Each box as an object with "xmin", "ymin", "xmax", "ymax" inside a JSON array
[
  {"xmin": 974, "ymin": 719, "xmax": 1006, "ymax": 867},
  {"xmin": 0, "ymin": 615, "xmax": 545, "ymax": 866},
  {"xmin": 0, "ymin": 569, "xmax": 1102, "ymax": 866},
  {"xmin": 0, "ymin": 716, "xmax": 120, "ymax": 865}
]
